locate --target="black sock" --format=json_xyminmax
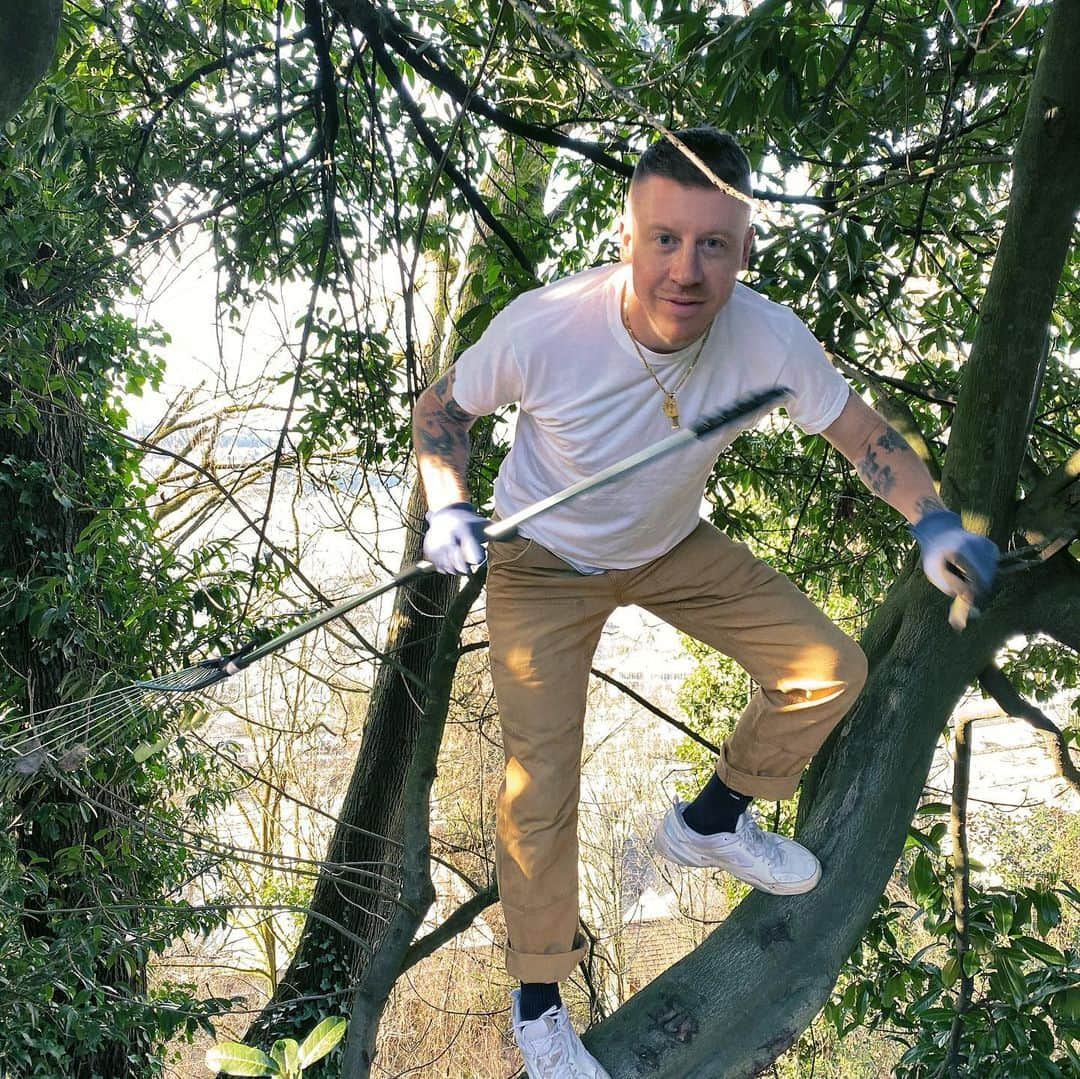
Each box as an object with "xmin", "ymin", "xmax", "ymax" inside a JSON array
[
  {"xmin": 518, "ymin": 981, "xmax": 562, "ymax": 1022},
  {"xmin": 681, "ymin": 772, "xmax": 752, "ymax": 836}
]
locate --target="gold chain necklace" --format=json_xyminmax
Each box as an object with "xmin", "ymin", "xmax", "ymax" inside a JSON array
[{"xmin": 621, "ymin": 286, "xmax": 712, "ymax": 429}]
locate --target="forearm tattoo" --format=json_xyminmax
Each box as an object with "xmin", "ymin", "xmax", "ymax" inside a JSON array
[
  {"xmin": 414, "ymin": 368, "xmax": 476, "ymax": 464},
  {"xmin": 854, "ymin": 424, "xmax": 948, "ymax": 517},
  {"xmin": 915, "ymin": 494, "xmax": 947, "ymax": 517},
  {"xmin": 855, "ymin": 428, "xmax": 910, "ymax": 498}
]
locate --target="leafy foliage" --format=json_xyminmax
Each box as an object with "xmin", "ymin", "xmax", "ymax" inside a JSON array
[
  {"xmin": 207, "ymin": 1015, "xmax": 346, "ymax": 1078},
  {"xmin": 0, "ymin": 19, "xmax": 263, "ymax": 1075},
  {"xmin": 828, "ymin": 807, "xmax": 1080, "ymax": 1078}
]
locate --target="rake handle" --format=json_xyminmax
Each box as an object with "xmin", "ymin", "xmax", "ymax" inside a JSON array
[
  {"xmin": 227, "ymin": 562, "xmax": 432, "ymax": 674},
  {"xmin": 224, "ymin": 386, "xmax": 791, "ymax": 674}
]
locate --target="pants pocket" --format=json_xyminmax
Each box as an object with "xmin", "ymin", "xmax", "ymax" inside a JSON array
[{"xmin": 487, "ymin": 534, "xmax": 534, "ymax": 572}]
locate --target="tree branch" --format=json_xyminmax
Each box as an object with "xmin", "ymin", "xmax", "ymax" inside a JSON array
[
  {"xmin": 341, "ymin": 568, "xmax": 485, "ymax": 1075},
  {"xmin": 977, "ymin": 664, "xmax": 1080, "ymax": 796},
  {"xmin": 400, "ymin": 883, "xmax": 498, "ymax": 972},
  {"xmin": 330, "ymin": 0, "xmax": 629, "ymax": 175},
  {"xmin": 590, "ymin": 669, "xmax": 722, "ymax": 756},
  {"xmin": 1015, "ymin": 448, "xmax": 1080, "ymax": 552},
  {"xmin": 354, "ymin": 31, "xmax": 535, "ymax": 275},
  {"xmin": 812, "ymin": 0, "xmax": 879, "ymax": 115},
  {"xmin": 828, "ymin": 349, "xmax": 958, "ymax": 410},
  {"xmin": 946, "ymin": 714, "xmax": 975, "ymax": 1077}
]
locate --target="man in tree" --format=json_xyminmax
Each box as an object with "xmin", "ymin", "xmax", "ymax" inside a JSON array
[{"xmin": 412, "ymin": 127, "xmax": 997, "ymax": 1078}]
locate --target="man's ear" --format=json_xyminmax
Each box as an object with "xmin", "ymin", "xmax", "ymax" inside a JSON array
[
  {"xmin": 741, "ymin": 225, "xmax": 755, "ymax": 270},
  {"xmin": 618, "ymin": 216, "xmax": 632, "ymax": 263}
]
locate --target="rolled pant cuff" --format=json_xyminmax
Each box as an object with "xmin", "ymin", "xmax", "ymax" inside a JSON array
[
  {"xmin": 716, "ymin": 745, "xmax": 802, "ymax": 801},
  {"xmin": 505, "ymin": 937, "xmax": 587, "ymax": 984}
]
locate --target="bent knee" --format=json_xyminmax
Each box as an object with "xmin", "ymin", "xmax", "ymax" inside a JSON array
[{"xmin": 837, "ymin": 637, "xmax": 868, "ymax": 696}]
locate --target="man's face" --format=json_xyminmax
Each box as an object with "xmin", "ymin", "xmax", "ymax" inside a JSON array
[{"xmin": 620, "ymin": 174, "xmax": 754, "ymax": 352}]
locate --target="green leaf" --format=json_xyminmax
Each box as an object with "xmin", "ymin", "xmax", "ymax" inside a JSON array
[
  {"xmin": 908, "ymin": 851, "xmax": 936, "ymax": 901},
  {"xmin": 1051, "ymin": 987, "xmax": 1080, "ymax": 1021},
  {"xmin": 991, "ymin": 894, "xmax": 1014, "ymax": 937},
  {"xmin": 132, "ymin": 737, "xmax": 169, "ymax": 763},
  {"xmin": 1031, "ymin": 889, "xmax": 1062, "ymax": 934},
  {"xmin": 298, "ymin": 1016, "xmax": 347, "ymax": 1067},
  {"xmin": 205, "ymin": 1042, "xmax": 278, "ymax": 1076},
  {"xmin": 961, "ymin": 947, "xmax": 980, "ymax": 977},
  {"xmin": 270, "ymin": 1039, "xmax": 299, "ymax": 1077},
  {"xmin": 1015, "ymin": 936, "xmax": 1065, "ymax": 966},
  {"xmin": 906, "ymin": 826, "xmax": 941, "ymax": 855},
  {"xmin": 995, "ymin": 956, "xmax": 1028, "ymax": 1007},
  {"xmin": 843, "ymin": 221, "xmax": 864, "ymax": 279}
]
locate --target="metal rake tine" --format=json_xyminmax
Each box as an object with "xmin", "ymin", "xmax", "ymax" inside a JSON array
[
  {"xmin": 64, "ymin": 688, "xmax": 178, "ymax": 753},
  {"xmin": 1, "ymin": 662, "xmax": 225, "ymax": 762},
  {"xmin": 136, "ymin": 663, "xmax": 230, "ymax": 693},
  {"xmin": 0, "ymin": 684, "xmax": 134, "ymax": 736},
  {"xmin": 4, "ymin": 701, "xmax": 133, "ymax": 770},
  {"xmin": 7, "ymin": 705, "xmax": 162, "ymax": 775},
  {"xmin": 1, "ymin": 684, "xmax": 150, "ymax": 752},
  {"xmin": 3, "ymin": 686, "xmax": 178, "ymax": 772},
  {"xmin": 0, "ymin": 686, "xmax": 142, "ymax": 751},
  {"xmin": 61, "ymin": 703, "xmax": 152, "ymax": 761},
  {"xmin": 18, "ymin": 690, "xmax": 155, "ymax": 759}
]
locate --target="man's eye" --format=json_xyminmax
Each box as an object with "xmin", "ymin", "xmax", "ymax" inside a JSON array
[
  {"xmin": 703, "ymin": 237, "xmax": 725, "ymax": 249},
  {"xmin": 657, "ymin": 234, "xmax": 673, "ymax": 246}
]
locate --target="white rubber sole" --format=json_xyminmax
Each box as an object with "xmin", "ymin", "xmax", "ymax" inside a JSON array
[{"xmin": 652, "ymin": 816, "xmax": 822, "ymax": 895}]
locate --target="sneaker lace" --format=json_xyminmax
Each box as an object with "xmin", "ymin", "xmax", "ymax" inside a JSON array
[
  {"xmin": 522, "ymin": 1013, "xmax": 572, "ymax": 1072},
  {"xmin": 738, "ymin": 808, "xmax": 783, "ymax": 867}
]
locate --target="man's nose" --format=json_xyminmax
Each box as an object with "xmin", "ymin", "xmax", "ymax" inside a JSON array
[{"xmin": 670, "ymin": 243, "xmax": 702, "ymax": 286}]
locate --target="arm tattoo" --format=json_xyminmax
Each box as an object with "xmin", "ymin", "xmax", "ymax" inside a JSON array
[
  {"xmin": 876, "ymin": 428, "xmax": 908, "ymax": 453},
  {"xmin": 414, "ymin": 367, "xmax": 476, "ymax": 459},
  {"xmin": 856, "ymin": 445, "xmax": 896, "ymax": 497},
  {"xmin": 856, "ymin": 429, "xmax": 910, "ymax": 498},
  {"xmin": 414, "ymin": 420, "xmax": 468, "ymax": 458},
  {"xmin": 428, "ymin": 368, "xmax": 476, "ymax": 424},
  {"xmin": 915, "ymin": 494, "xmax": 947, "ymax": 517},
  {"xmin": 445, "ymin": 397, "xmax": 473, "ymax": 424}
]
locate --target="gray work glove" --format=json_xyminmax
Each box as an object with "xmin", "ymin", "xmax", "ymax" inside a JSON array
[
  {"xmin": 910, "ymin": 509, "xmax": 999, "ymax": 616},
  {"xmin": 423, "ymin": 502, "xmax": 489, "ymax": 575}
]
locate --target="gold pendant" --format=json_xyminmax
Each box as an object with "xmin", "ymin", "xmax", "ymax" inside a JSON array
[{"xmin": 662, "ymin": 393, "xmax": 680, "ymax": 428}]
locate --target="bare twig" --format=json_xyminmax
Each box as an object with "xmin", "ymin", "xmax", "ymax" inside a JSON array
[{"xmin": 945, "ymin": 714, "xmax": 975, "ymax": 1077}]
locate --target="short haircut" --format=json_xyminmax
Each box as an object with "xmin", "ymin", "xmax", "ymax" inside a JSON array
[{"xmin": 632, "ymin": 127, "xmax": 753, "ymax": 198}]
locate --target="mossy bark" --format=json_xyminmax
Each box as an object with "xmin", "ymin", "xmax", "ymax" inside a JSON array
[{"xmin": 0, "ymin": 1, "xmax": 62, "ymax": 125}]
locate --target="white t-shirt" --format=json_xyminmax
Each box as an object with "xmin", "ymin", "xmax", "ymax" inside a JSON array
[{"xmin": 452, "ymin": 263, "xmax": 849, "ymax": 570}]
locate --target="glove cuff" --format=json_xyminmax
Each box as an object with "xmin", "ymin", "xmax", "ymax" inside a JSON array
[
  {"xmin": 425, "ymin": 501, "xmax": 477, "ymax": 525},
  {"xmin": 909, "ymin": 508, "xmax": 962, "ymax": 549}
]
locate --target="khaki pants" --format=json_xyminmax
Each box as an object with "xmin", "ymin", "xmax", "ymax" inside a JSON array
[{"xmin": 485, "ymin": 520, "xmax": 867, "ymax": 983}]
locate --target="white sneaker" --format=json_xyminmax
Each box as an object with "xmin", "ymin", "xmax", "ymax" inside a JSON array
[
  {"xmin": 653, "ymin": 801, "xmax": 821, "ymax": 895},
  {"xmin": 511, "ymin": 990, "xmax": 611, "ymax": 1078}
]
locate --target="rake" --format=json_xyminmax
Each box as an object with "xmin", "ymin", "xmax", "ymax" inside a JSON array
[{"xmin": 0, "ymin": 388, "xmax": 789, "ymax": 775}]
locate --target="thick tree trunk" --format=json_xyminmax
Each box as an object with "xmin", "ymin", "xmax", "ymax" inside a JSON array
[
  {"xmin": 341, "ymin": 569, "xmax": 486, "ymax": 1074},
  {"xmin": 0, "ymin": 366, "xmax": 153, "ymax": 1077},
  {"xmin": 941, "ymin": 0, "xmax": 1080, "ymax": 534},
  {"xmin": 248, "ymin": 513, "xmax": 461, "ymax": 1042},
  {"xmin": 589, "ymin": 587, "xmax": 1006, "ymax": 1076},
  {"xmin": 0, "ymin": 0, "xmax": 62, "ymax": 124},
  {"xmin": 587, "ymin": 1, "xmax": 1080, "ymax": 1074}
]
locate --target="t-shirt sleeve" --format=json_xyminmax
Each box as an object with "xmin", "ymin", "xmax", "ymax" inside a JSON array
[
  {"xmin": 777, "ymin": 317, "xmax": 851, "ymax": 435},
  {"xmin": 448, "ymin": 304, "xmax": 525, "ymax": 417}
]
